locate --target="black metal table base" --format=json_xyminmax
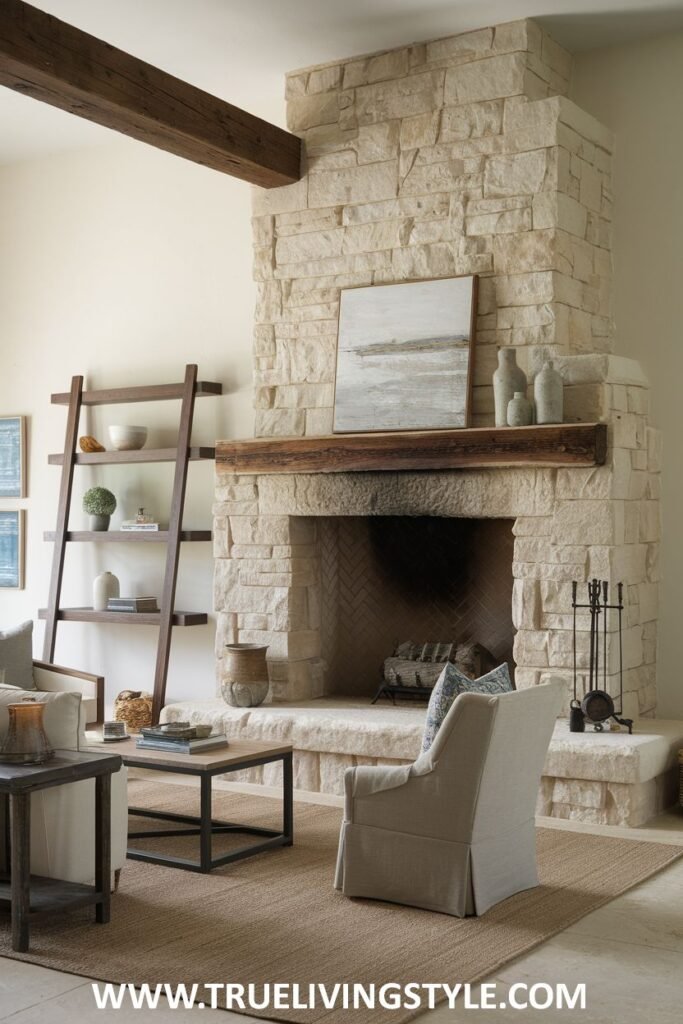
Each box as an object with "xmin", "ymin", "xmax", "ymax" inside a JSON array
[{"xmin": 126, "ymin": 751, "xmax": 293, "ymax": 873}]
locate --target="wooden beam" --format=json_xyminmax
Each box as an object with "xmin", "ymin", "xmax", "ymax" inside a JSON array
[
  {"xmin": 0, "ymin": 0, "xmax": 302, "ymax": 187},
  {"xmin": 216, "ymin": 424, "xmax": 609, "ymax": 475}
]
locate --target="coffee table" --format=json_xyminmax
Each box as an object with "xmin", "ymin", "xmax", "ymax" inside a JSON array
[
  {"xmin": 86, "ymin": 737, "xmax": 293, "ymax": 874},
  {"xmin": 0, "ymin": 749, "xmax": 122, "ymax": 952}
]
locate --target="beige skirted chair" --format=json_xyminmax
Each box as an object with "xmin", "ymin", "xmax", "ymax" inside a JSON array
[{"xmin": 335, "ymin": 678, "xmax": 564, "ymax": 917}]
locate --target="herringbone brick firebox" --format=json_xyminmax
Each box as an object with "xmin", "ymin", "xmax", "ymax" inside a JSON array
[{"xmin": 319, "ymin": 516, "xmax": 514, "ymax": 697}]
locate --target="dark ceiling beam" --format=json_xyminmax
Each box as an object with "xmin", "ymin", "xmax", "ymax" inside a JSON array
[{"xmin": 0, "ymin": 0, "xmax": 302, "ymax": 187}]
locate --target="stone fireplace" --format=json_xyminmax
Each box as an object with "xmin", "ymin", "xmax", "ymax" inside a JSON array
[
  {"xmin": 212, "ymin": 16, "xmax": 661, "ymax": 722},
  {"xmin": 181, "ymin": 16, "xmax": 676, "ymax": 822}
]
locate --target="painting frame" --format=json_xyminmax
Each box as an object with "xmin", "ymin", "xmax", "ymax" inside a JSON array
[
  {"xmin": 332, "ymin": 275, "xmax": 478, "ymax": 435},
  {"xmin": 0, "ymin": 510, "xmax": 25, "ymax": 590},
  {"xmin": 0, "ymin": 415, "xmax": 27, "ymax": 498}
]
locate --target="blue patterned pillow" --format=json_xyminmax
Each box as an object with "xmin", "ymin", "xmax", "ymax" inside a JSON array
[{"xmin": 421, "ymin": 662, "xmax": 513, "ymax": 752}]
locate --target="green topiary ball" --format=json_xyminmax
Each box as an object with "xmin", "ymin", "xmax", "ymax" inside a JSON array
[{"xmin": 83, "ymin": 486, "xmax": 117, "ymax": 516}]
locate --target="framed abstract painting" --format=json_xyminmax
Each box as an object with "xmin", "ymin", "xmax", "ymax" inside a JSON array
[
  {"xmin": 0, "ymin": 416, "xmax": 26, "ymax": 498},
  {"xmin": 0, "ymin": 510, "xmax": 25, "ymax": 589},
  {"xmin": 333, "ymin": 276, "xmax": 477, "ymax": 433}
]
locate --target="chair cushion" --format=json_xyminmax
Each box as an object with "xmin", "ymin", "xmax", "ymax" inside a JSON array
[
  {"xmin": 0, "ymin": 620, "xmax": 35, "ymax": 689},
  {"xmin": 0, "ymin": 687, "xmax": 82, "ymax": 751},
  {"xmin": 421, "ymin": 662, "xmax": 513, "ymax": 752}
]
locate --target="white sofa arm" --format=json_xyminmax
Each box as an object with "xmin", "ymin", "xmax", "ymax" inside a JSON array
[{"xmin": 33, "ymin": 661, "xmax": 104, "ymax": 727}]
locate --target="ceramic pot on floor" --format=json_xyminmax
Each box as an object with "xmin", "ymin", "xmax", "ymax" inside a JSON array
[{"xmin": 221, "ymin": 644, "xmax": 270, "ymax": 707}]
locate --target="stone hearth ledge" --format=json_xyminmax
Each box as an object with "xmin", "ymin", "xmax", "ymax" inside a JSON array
[{"xmin": 160, "ymin": 699, "xmax": 683, "ymax": 826}]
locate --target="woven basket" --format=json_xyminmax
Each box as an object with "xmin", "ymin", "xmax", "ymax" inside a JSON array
[
  {"xmin": 679, "ymin": 750, "xmax": 683, "ymax": 807},
  {"xmin": 114, "ymin": 690, "xmax": 153, "ymax": 733}
]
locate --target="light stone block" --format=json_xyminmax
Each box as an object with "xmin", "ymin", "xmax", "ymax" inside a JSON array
[
  {"xmin": 357, "ymin": 121, "xmax": 401, "ymax": 163},
  {"xmin": 445, "ymin": 53, "xmax": 526, "ymax": 105},
  {"xmin": 308, "ymin": 161, "xmax": 398, "ymax": 208},
  {"xmin": 354, "ymin": 71, "xmax": 445, "ymax": 125},
  {"xmin": 425, "ymin": 27, "xmax": 493, "ymax": 65},
  {"xmin": 319, "ymin": 752, "xmax": 354, "ymax": 795},
  {"xmin": 551, "ymin": 501, "xmax": 616, "ymax": 546},
  {"xmin": 484, "ymin": 149, "xmax": 547, "ymax": 197},
  {"xmin": 293, "ymin": 750, "xmax": 321, "ymax": 791},
  {"xmin": 343, "ymin": 49, "xmax": 410, "ymax": 89},
  {"xmin": 440, "ymin": 100, "xmax": 504, "ymax": 141}
]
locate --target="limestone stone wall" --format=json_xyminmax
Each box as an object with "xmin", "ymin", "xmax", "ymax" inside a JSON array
[
  {"xmin": 251, "ymin": 19, "xmax": 614, "ymax": 434},
  {"xmin": 213, "ymin": 19, "xmax": 661, "ymax": 719}
]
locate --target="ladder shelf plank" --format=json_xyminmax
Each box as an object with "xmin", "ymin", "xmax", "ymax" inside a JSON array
[
  {"xmin": 48, "ymin": 447, "xmax": 215, "ymax": 465},
  {"xmin": 51, "ymin": 381, "xmax": 222, "ymax": 406},
  {"xmin": 43, "ymin": 531, "xmax": 212, "ymax": 543},
  {"xmin": 38, "ymin": 608, "xmax": 208, "ymax": 626}
]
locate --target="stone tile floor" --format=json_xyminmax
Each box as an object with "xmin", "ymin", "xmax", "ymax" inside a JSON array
[{"xmin": 1, "ymin": 779, "xmax": 681, "ymax": 1023}]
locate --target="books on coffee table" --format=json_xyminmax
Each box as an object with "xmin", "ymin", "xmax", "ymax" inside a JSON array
[{"xmin": 136, "ymin": 729, "xmax": 229, "ymax": 755}]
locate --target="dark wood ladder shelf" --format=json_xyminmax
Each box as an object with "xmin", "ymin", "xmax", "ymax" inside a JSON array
[
  {"xmin": 51, "ymin": 381, "xmax": 221, "ymax": 406},
  {"xmin": 48, "ymin": 447, "xmax": 215, "ymax": 465},
  {"xmin": 43, "ymin": 365, "xmax": 221, "ymax": 723},
  {"xmin": 43, "ymin": 531, "xmax": 212, "ymax": 543},
  {"xmin": 38, "ymin": 608, "xmax": 207, "ymax": 626}
]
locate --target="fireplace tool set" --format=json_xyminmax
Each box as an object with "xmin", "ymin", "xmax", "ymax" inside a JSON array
[{"xmin": 571, "ymin": 579, "xmax": 633, "ymax": 734}]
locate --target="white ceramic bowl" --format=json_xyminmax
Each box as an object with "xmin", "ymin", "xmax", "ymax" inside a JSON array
[{"xmin": 108, "ymin": 425, "xmax": 148, "ymax": 451}]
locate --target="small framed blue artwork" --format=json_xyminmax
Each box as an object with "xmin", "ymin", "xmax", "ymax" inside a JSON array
[
  {"xmin": 0, "ymin": 510, "xmax": 25, "ymax": 589},
  {"xmin": 0, "ymin": 416, "xmax": 26, "ymax": 498}
]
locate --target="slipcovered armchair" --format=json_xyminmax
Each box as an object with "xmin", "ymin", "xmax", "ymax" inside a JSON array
[
  {"xmin": 1, "ymin": 662, "xmax": 127, "ymax": 888},
  {"xmin": 335, "ymin": 678, "xmax": 564, "ymax": 917}
]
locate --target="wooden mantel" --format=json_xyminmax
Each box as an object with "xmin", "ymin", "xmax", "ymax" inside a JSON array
[
  {"xmin": 0, "ymin": 0, "xmax": 302, "ymax": 187},
  {"xmin": 217, "ymin": 423, "xmax": 608, "ymax": 475}
]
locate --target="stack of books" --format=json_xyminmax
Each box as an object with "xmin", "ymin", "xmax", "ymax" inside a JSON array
[
  {"xmin": 120, "ymin": 521, "xmax": 160, "ymax": 532},
  {"xmin": 107, "ymin": 596, "xmax": 159, "ymax": 613},
  {"xmin": 136, "ymin": 727, "xmax": 228, "ymax": 755}
]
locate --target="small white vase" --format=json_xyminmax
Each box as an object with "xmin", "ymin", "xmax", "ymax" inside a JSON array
[
  {"xmin": 507, "ymin": 391, "xmax": 533, "ymax": 427},
  {"xmin": 493, "ymin": 349, "xmax": 527, "ymax": 427},
  {"xmin": 93, "ymin": 571, "xmax": 120, "ymax": 611},
  {"xmin": 534, "ymin": 360, "xmax": 564, "ymax": 424}
]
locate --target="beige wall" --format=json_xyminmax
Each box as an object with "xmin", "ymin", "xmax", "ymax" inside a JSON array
[
  {"xmin": 572, "ymin": 31, "xmax": 683, "ymax": 717},
  {"xmin": 0, "ymin": 140, "xmax": 255, "ymax": 707}
]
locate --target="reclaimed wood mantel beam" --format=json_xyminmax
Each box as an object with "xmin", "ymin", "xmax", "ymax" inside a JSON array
[
  {"xmin": 217, "ymin": 424, "xmax": 609, "ymax": 475},
  {"xmin": 0, "ymin": 0, "xmax": 302, "ymax": 187}
]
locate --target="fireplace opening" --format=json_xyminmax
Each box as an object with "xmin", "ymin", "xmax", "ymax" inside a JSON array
[{"xmin": 318, "ymin": 516, "xmax": 516, "ymax": 699}]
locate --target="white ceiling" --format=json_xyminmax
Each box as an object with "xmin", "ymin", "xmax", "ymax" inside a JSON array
[{"xmin": 2, "ymin": 0, "xmax": 683, "ymax": 164}]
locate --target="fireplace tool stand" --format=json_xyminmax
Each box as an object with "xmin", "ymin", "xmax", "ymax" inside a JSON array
[{"xmin": 571, "ymin": 579, "xmax": 633, "ymax": 734}]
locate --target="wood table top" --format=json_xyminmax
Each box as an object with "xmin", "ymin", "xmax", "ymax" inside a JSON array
[
  {"xmin": 83, "ymin": 734, "xmax": 292, "ymax": 771},
  {"xmin": 0, "ymin": 748, "xmax": 123, "ymax": 791}
]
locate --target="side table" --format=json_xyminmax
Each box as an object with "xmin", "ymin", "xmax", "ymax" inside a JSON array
[{"xmin": 0, "ymin": 749, "xmax": 122, "ymax": 952}]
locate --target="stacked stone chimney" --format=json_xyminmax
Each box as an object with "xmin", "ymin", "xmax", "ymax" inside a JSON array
[{"xmin": 213, "ymin": 19, "xmax": 661, "ymax": 720}]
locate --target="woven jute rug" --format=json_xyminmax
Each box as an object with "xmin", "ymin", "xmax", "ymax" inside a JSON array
[{"xmin": 1, "ymin": 780, "xmax": 680, "ymax": 1024}]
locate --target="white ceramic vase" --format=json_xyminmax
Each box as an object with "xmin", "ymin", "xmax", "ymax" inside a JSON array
[
  {"xmin": 534, "ymin": 360, "xmax": 564, "ymax": 424},
  {"xmin": 507, "ymin": 391, "xmax": 533, "ymax": 427},
  {"xmin": 93, "ymin": 571, "xmax": 120, "ymax": 611},
  {"xmin": 493, "ymin": 349, "xmax": 527, "ymax": 427}
]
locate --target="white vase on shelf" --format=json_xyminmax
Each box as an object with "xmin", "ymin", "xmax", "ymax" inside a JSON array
[
  {"xmin": 507, "ymin": 391, "xmax": 533, "ymax": 427},
  {"xmin": 493, "ymin": 349, "xmax": 527, "ymax": 427},
  {"xmin": 534, "ymin": 360, "xmax": 564, "ymax": 424},
  {"xmin": 93, "ymin": 571, "xmax": 120, "ymax": 612}
]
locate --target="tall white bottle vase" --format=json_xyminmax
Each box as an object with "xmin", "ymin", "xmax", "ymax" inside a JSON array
[
  {"xmin": 493, "ymin": 349, "xmax": 527, "ymax": 427},
  {"xmin": 534, "ymin": 360, "xmax": 564, "ymax": 424},
  {"xmin": 93, "ymin": 571, "xmax": 120, "ymax": 612}
]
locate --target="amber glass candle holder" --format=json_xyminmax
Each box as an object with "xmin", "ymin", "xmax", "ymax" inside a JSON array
[{"xmin": 0, "ymin": 698, "xmax": 54, "ymax": 765}]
